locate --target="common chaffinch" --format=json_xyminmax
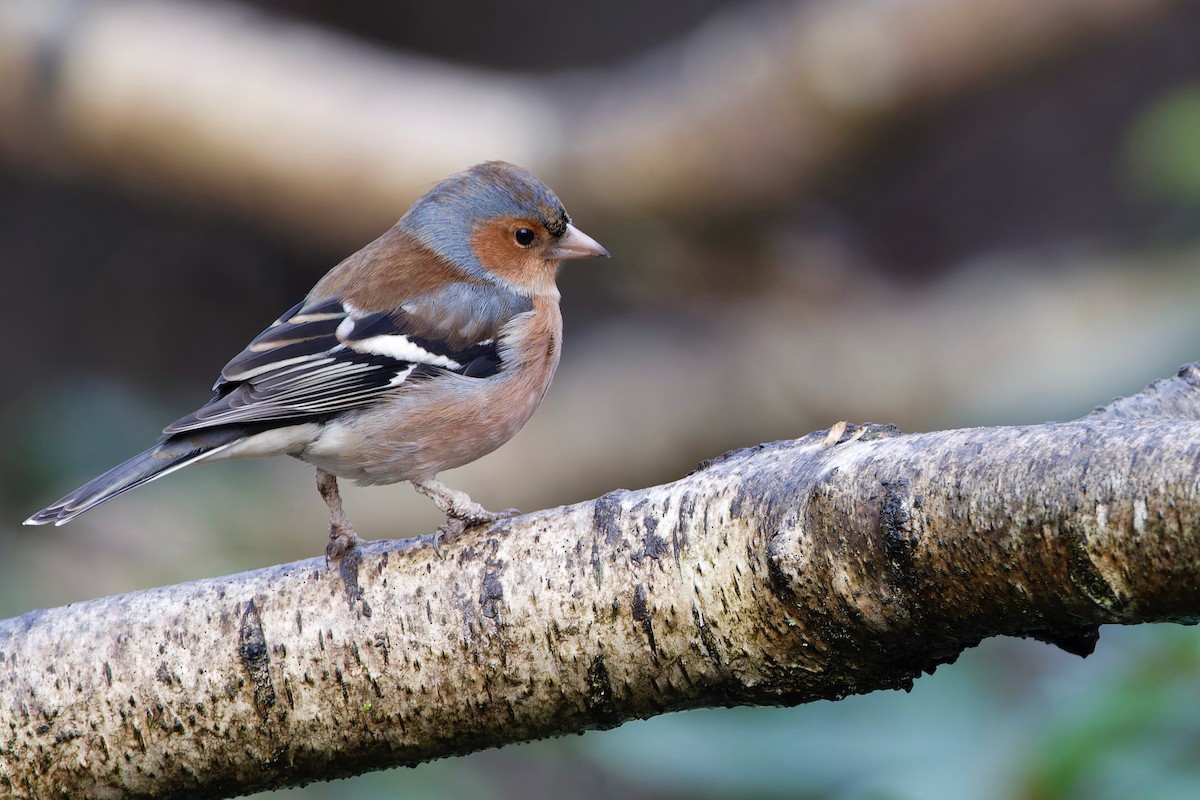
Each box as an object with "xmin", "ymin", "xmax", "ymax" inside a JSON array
[{"xmin": 25, "ymin": 161, "xmax": 609, "ymax": 558}]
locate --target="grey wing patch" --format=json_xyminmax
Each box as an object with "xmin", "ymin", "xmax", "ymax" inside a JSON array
[
  {"xmin": 163, "ymin": 285, "xmax": 531, "ymax": 435},
  {"xmin": 398, "ymin": 282, "xmax": 533, "ymax": 351},
  {"xmin": 341, "ymin": 282, "xmax": 530, "ymax": 382}
]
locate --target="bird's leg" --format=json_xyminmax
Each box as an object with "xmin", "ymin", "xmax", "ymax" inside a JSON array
[
  {"xmin": 317, "ymin": 469, "xmax": 361, "ymax": 561},
  {"xmin": 411, "ymin": 478, "xmax": 519, "ymax": 556},
  {"xmin": 411, "ymin": 478, "xmax": 509, "ymax": 523}
]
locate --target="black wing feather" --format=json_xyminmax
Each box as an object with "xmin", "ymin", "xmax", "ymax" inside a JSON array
[{"xmin": 163, "ymin": 288, "xmax": 521, "ymax": 435}]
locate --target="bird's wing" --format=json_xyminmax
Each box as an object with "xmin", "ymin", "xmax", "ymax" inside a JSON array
[{"xmin": 163, "ymin": 286, "xmax": 530, "ymax": 434}]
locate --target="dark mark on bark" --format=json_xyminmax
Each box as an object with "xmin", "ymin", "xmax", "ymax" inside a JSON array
[
  {"xmin": 634, "ymin": 504, "xmax": 670, "ymax": 562},
  {"xmin": 729, "ymin": 490, "xmax": 746, "ymax": 526},
  {"xmin": 374, "ymin": 631, "xmax": 390, "ymax": 666},
  {"xmin": 335, "ymin": 667, "xmax": 349, "ymax": 702},
  {"xmin": 156, "ymin": 662, "xmax": 172, "ymax": 686},
  {"xmin": 480, "ymin": 570, "xmax": 505, "ymax": 620},
  {"xmin": 338, "ymin": 547, "xmax": 364, "ymax": 610},
  {"xmin": 238, "ymin": 599, "xmax": 276, "ymax": 719},
  {"xmin": 877, "ymin": 477, "xmax": 935, "ymax": 629},
  {"xmin": 677, "ymin": 491, "xmax": 698, "ymax": 552},
  {"xmin": 881, "ymin": 478, "xmax": 917, "ymax": 566},
  {"xmin": 584, "ymin": 655, "xmax": 619, "ymax": 728},
  {"xmin": 642, "ymin": 532, "xmax": 670, "ymax": 560},
  {"xmin": 1060, "ymin": 521, "xmax": 1121, "ymax": 611},
  {"xmin": 631, "ymin": 584, "xmax": 656, "ymax": 653},
  {"xmin": 641, "ymin": 507, "xmax": 658, "ymax": 539},
  {"xmin": 638, "ymin": 502, "xmax": 670, "ymax": 561},
  {"xmin": 765, "ymin": 533, "xmax": 798, "ymax": 604},
  {"xmin": 591, "ymin": 539, "xmax": 604, "ymax": 590},
  {"xmin": 692, "ymin": 605, "xmax": 721, "ymax": 666},
  {"xmin": 593, "ymin": 490, "xmax": 627, "ymax": 546}
]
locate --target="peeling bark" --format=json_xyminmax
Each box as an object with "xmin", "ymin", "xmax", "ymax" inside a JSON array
[{"xmin": 2, "ymin": 364, "xmax": 1200, "ymax": 798}]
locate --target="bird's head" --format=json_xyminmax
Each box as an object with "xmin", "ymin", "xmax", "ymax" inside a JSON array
[{"xmin": 399, "ymin": 161, "xmax": 608, "ymax": 297}]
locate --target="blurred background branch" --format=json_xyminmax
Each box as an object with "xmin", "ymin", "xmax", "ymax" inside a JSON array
[{"xmin": 0, "ymin": 0, "xmax": 1178, "ymax": 244}]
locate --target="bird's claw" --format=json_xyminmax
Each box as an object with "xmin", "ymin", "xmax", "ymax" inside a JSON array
[
  {"xmin": 429, "ymin": 508, "xmax": 521, "ymax": 558},
  {"xmin": 325, "ymin": 523, "xmax": 362, "ymax": 563},
  {"xmin": 430, "ymin": 518, "xmax": 466, "ymax": 559}
]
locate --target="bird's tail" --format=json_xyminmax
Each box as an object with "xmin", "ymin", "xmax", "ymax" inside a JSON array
[{"xmin": 23, "ymin": 440, "xmax": 230, "ymax": 527}]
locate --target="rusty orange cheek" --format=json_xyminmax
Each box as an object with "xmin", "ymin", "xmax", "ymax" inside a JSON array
[{"xmin": 470, "ymin": 219, "xmax": 546, "ymax": 286}]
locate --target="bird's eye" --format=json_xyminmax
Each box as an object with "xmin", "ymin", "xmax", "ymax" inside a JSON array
[{"xmin": 513, "ymin": 228, "xmax": 536, "ymax": 247}]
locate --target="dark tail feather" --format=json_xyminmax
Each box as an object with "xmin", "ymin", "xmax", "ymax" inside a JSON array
[{"xmin": 23, "ymin": 441, "xmax": 228, "ymax": 527}]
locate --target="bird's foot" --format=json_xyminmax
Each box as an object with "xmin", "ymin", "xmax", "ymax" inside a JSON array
[
  {"xmin": 325, "ymin": 522, "xmax": 362, "ymax": 563},
  {"xmin": 430, "ymin": 518, "xmax": 465, "ymax": 559},
  {"xmin": 429, "ymin": 508, "xmax": 521, "ymax": 558},
  {"xmin": 317, "ymin": 469, "xmax": 364, "ymax": 564},
  {"xmin": 411, "ymin": 479, "xmax": 520, "ymax": 526},
  {"xmin": 411, "ymin": 478, "xmax": 523, "ymax": 557}
]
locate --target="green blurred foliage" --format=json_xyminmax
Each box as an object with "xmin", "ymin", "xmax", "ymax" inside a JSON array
[
  {"xmin": 1125, "ymin": 86, "xmax": 1200, "ymax": 203},
  {"xmin": 1018, "ymin": 625, "xmax": 1200, "ymax": 800}
]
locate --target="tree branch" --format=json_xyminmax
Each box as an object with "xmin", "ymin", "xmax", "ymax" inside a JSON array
[{"xmin": 3, "ymin": 364, "xmax": 1200, "ymax": 798}]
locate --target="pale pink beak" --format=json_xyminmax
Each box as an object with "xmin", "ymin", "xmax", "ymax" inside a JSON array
[{"xmin": 548, "ymin": 223, "xmax": 609, "ymax": 260}]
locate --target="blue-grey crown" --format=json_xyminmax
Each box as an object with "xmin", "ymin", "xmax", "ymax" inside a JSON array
[{"xmin": 399, "ymin": 161, "xmax": 569, "ymax": 279}]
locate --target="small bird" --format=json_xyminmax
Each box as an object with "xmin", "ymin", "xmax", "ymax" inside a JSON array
[{"xmin": 24, "ymin": 161, "xmax": 609, "ymax": 558}]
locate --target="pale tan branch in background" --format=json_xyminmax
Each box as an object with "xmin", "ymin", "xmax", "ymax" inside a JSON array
[
  {"xmin": 2, "ymin": 363, "xmax": 1199, "ymax": 798},
  {"xmin": 0, "ymin": 0, "xmax": 1178, "ymax": 244}
]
